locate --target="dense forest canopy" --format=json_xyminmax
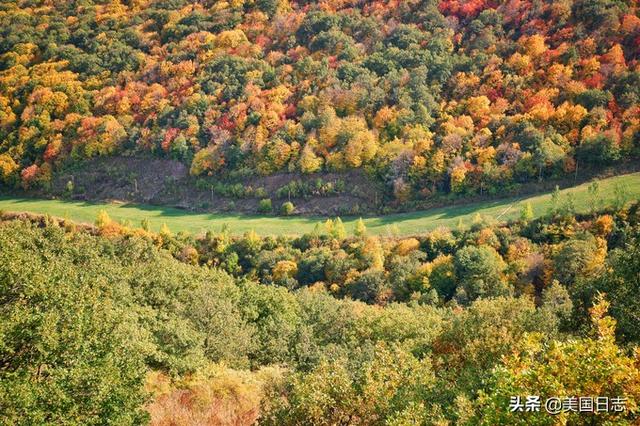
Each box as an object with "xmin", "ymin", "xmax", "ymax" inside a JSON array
[
  {"xmin": 0, "ymin": 0, "xmax": 639, "ymax": 202},
  {"xmin": 2, "ymin": 0, "xmax": 640, "ymax": 424},
  {"xmin": 1, "ymin": 200, "xmax": 640, "ymax": 424}
]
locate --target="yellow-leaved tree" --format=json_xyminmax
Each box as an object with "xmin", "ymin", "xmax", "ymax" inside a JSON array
[{"xmin": 475, "ymin": 295, "xmax": 640, "ymax": 425}]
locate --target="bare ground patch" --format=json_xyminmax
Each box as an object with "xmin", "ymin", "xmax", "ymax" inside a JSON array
[{"xmin": 47, "ymin": 156, "xmax": 379, "ymax": 215}]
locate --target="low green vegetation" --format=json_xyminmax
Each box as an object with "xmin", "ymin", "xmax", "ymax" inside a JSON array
[
  {"xmin": 257, "ymin": 198, "xmax": 273, "ymax": 214},
  {"xmin": 1, "ymin": 173, "xmax": 639, "ymax": 236},
  {"xmin": 281, "ymin": 201, "xmax": 295, "ymax": 216},
  {"xmin": 2, "ymin": 198, "xmax": 640, "ymax": 424}
]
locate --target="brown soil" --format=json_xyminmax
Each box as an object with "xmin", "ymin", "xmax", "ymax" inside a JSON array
[{"xmin": 46, "ymin": 156, "xmax": 380, "ymax": 215}]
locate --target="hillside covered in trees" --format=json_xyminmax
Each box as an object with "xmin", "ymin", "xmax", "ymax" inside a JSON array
[
  {"xmin": 1, "ymin": 0, "xmax": 639, "ymax": 213},
  {"xmin": 3, "ymin": 1, "xmax": 640, "ymax": 424},
  {"xmin": 2, "ymin": 198, "xmax": 640, "ymax": 424}
]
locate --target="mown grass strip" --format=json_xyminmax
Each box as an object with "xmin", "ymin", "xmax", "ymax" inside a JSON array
[{"xmin": 1, "ymin": 172, "xmax": 639, "ymax": 236}]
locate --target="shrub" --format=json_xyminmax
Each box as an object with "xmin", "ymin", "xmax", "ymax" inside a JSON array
[
  {"xmin": 258, "ymin": 198, "xmax": 273, "ymax": 213},
  {"xmin": 95, "ymin": 209, "xmax": 111, "ymax": 227},
  {"xmin": 65, "ymin": 180, "xmax": 74, "ymax": 195},
  {"xmin": 254, "ymin": 187, "xmax": 268, "ymax": 198},
  {"xmin": 281, "ymin": 201, "xmax": 295, "ymax": 216}
]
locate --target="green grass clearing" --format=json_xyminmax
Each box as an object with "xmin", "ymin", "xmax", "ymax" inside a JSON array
[{"xmin": 1, "ymin": 172, "xmax": 639, "ymax": 237}]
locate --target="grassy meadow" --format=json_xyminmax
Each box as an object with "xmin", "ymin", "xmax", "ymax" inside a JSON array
[{"xmin": 1, "ymin": 172, "xmax": 639, "ymax": 236}]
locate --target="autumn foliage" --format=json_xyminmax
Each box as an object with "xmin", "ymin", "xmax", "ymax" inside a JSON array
[{"xmin": 0, "ymin": 0, "xmax": 638, "ymax": 202}]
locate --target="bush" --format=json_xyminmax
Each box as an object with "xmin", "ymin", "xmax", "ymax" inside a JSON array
[
  {"xmin": 65, "ymin": 180, "xmax": 74, "ymax": 195},
  {"xmin": 258, "ymin": 198, "xmax": 273, "ymax": 213},
  {"xmin": 254, "ymin": 187, "xmax": 268, "ymax": 198},
  {"xmin": 281, "ymin": 201, "xmax": 295, "ymax": 216}
]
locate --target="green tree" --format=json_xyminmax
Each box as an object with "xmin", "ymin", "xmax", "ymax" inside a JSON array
[
  {"xmin": 539, "ymin": 280, "xmax": 573, "ymax": 330},
  {"xmin": 588, "ymin": 180, "xmax": 601, "ymax": 213},
  {"xmin": 346, "ymin": 269, "xmax": 388, "ymax": 304},
  {"xmin": 574, "ymin": 231, "xmax": 640, "ymax": 343},
  {"xmin": 0, "ymin": 223, "xmax": 148, "ymax": 425},
  {"xmin": 520, "ymin": 202, "xmax": 534, "ymax": 222},
  {"xmin": 95, "ymin": 209, "xmax": 111, "ymax": 227},
  {"xmin": 263, "ymin": 343, "xmax": 434, "ymax": 425},
  {"xmin": 327, "ymin": 217, "xmax": 346, "ymax": 240},
  {"xmin": 454, "ymin": 246, "xmax": 510, "ymax": 304},
  {"xmin": 354, "ymin": 217, "xmax": 367, "ymax": 237},
  {"xmin": 577, "ymin": 134, "xmax": 621, "ymax": 165},
  {"xmin": 548, "ymin": 185, "xmax": 561, "ymax": 216},
  {"xmin": 553, "ymin": 233, "xmax": 606, "ymax": 286},
  {"xmin": 239, "ymin": 282, "xmax": 301, "ymax": 366},
  {"xmin": 475, "ymin": 296, "xmax": 640, "ymax": 425},
  {"xmin": 612, "ymin": 183, "xmax": 630, "ymax": 210},
  {"xmin": 534, "ymin": 136, "xmax": 566, "ymax": 179},
  {"xmin": 187, "ymin": 279, "xmax": 256, "ymax": 368},
  {"xmin": 433, "ymin": 297, "xmax": 559, "ymax": 419}
]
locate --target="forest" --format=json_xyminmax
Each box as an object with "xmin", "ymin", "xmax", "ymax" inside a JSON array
[
  {"xmin": 2, "ymin": 0, "xmax": 640, "ymax": 424},
  {"xmin": 0, "ymin": 0, "xmax": 639, "ymax": 210},
  {"xmin": 1, "ymin": 196, "xmax": 640, "ymax": 424}
]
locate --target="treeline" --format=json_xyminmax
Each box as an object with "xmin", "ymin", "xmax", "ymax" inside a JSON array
[
  {"xmin": 1, "ymin": 0, "xmax": 639, "ymax": 204},
  {"xmin": 1, "ymin": 202, "xmax": 640, "ymax": 424},
  {"xmin": 90, "ymin": 194, "xmax": 638, "ymax": 322}
]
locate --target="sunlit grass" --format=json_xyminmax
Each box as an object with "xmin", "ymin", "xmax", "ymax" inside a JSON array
[{"xmin": 1, "ymin": 172, "xmax": 639, "ymax": 237}]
